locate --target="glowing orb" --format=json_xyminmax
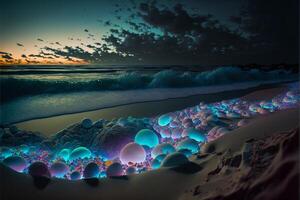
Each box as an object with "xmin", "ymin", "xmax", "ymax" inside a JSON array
[
  {"xmin": 19, "ymin": 144, "xmax": 29, "ymax": 154},
  {"xmin": 69, "ymin": 147, "xmax": 91, "ymax": 161},
  {"xmin": 177, "ymin": 138, "xmax": 199, "ymax": 153},
  {"xmin": 83, "ymin": 162, "xmax": 100, "ymax": 178},
  {"xmin": 106, "ymin": 162, "xmax": 123, "ymax": 177},
  {"xmin": 81, "ymin": 118, "xmax": 93, "ymax": 129},
  {"xmin": 3, "ymin": 156, "xmax": 27, "ymax": 172},
  {"xmin": 0, "ymin": 147, "xmax": 13, "ymax": 158},
  {"xmin": 70, "ymin": 171, "xmax": 81, "ymax": 180},
  {"xmin": 186, "ymin": 128, "xmax": 206, "ymax": 142},
  {"xmin": 151, "ymin": 143, "xmax": 176, "ymax": 158},
  {"xmin": 119, "ymin": 142, "xmax": 146, "ymax": 164},
  {"xmin": 134, "ymin": 129, "xmax": 159, "ymax": 148},
  {"xmin": 57, "ymin": 149, "xmax": 71, "ymax": 161},
  {"xmin": 171, "ymin": 128, "xmax": 182, "ymax": 139},
  {"xmin": 151, "ymin": 158, "xmax": 161, "ymax": 169},
  {"xmin": 159, "ymin": 128, "xmax": 171, "ymax": 138},
  {"xmin": 158, "ymin": 114, "xmax": 172, "ymax": 126},
  {"xmin": 161, "ymin": 152, "xmax": 189, "ymax": 167},
  {"xmin": 50, "ymin": 162, "xmax": 69, "ymax": 178},
  {"xmin": 28, "ymin": 162, "xmax": 51, "ymax": 178},
  {"xmin": 126, "ymin": 166, "xmax": 136, "ymax": 175},
  {"xmin": 177, "ymin": 149, "xmax": 192, "ymax": 157}
]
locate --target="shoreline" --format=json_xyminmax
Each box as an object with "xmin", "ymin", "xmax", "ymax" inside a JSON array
[{"xmin": 15, "ymin": 83, "xmax": 287, "ymax": 136}]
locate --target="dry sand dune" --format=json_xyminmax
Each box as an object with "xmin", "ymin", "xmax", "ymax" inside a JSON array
[{"xmin": 1, "ymin": 107, "xmax": 299, "ymax": 200}]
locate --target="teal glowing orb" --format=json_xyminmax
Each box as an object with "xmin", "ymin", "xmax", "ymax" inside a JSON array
[
  {"xmin": 134, "ymin": 129, "xmax": 159, "ymax": 148},
  {"xmin": 151, "ymin": 158, "xmax": 161, "ymax": 169},
  {"xmin": 69, "ymin": 147, "xmax": 91, "ymax": 161},
  {"xmin": 177, "ymin": 149, "xmax": 192, "ymax": 157},
  {"xmin": 151, "ymin": 143, "xmax": 176, "ymax": 158},
  {"xmin": 158, "ymin": 114, "xmax": 172, "ymax": 126},
  {"xmin": 19, "ymin": 145, "xmax": 29, "ymax": 154},
  {"xmin": 155, "ymin": 154, "xmax": 167, "ymax": 162},
  {"xmin": 0, "ymin": 147, "xmax": 13, "ymax": 158},
  {"xmin": 57, "ymin": 149, "xmax": 71, "ymax": 161},
  {"xmin": 186, "ymin": 128, "xmax": 206, "ymax": 142},
  {"xmin": 177, "ymin": 138, "xmax": 199, "ymax": 153}
]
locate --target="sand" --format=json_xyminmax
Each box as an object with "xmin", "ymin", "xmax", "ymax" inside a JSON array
[
  {"xmin": 15, "ymin": 84, "xmax": 287, "ymax": 136},
  {"xmin": 1, "ymin": 105, "xmax": 298, "ymax": 199}
]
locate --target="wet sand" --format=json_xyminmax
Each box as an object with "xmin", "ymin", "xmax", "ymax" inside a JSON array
[{"xmin": 16, "ymin": 84, "xmax": 286, "ymax": 137}]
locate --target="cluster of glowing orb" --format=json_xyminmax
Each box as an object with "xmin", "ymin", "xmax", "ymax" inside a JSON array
[{"xmin": 0, "ymin": 86, "xmax": 299, "ymax": 180}]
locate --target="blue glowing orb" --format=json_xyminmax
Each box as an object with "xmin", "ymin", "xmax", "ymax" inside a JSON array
[
  {"xmin": 186, "ymin": 128, "xmax": 206, "ymax": 142},
  {"xmin": 69, "ymin": 147, "xmax": 91, "ymax": 161},
  {"xmin": 161, "ymin": 152, "xmax": 189, "ymax": 167},
  {"xmin": 151, "ymin": 143, "xmax": 176, "ymax": 158},
  {"xmin": 83, "ymin": 162, "xmax": 100, "ymax": 178},
  {"xmin": 99, "ymin": 171, "xmax": 107, "ymax": 178},
  {"xmin": 106, "ymin": 162, "xmax": 123, "ymax": 177},
  {"xmin": 126, "ymin": 166, "xmax": 136, "ymax": 175},
  {"xmin": 50, "ymin": 162, "xmax": 69, "ymax": 178},
  {"xmin": 70, "ymin": 171, "xmax": 81, "ymax": 180},
  {"xmin": 3, "ymin": 156, "xmax": 27, "ymax": 172},
  {"xmin": 134, "ymin": 129, "xmax": 159, "ymax": 148},
  {"xmin": 177, "ymin": 138, "xmax": 199, "ymax": 153},
  {"xmin": 158, "ymin": 114, "xmax": 172, "ymax": 126}
]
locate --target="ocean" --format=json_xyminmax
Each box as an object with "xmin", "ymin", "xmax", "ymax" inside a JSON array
[{"xmin": 0, "ymin": 65, "xmax": 297, "ymax": 125}]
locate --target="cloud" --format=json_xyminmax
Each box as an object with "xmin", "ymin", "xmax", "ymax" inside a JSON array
[
  {"xmin": 16, "ymin": 43, "xmax": 24, "ymax": 47},
  {"xmin": 23, "ymin": 0, "xmax": 297, "ymax": 65},
  {"xmin": 2, "ymin": 54, "xmax": 13, "ymax": 60},
  {"xmin": 37, "ymin": 38, "xmax": 44, "ymax": 42}
]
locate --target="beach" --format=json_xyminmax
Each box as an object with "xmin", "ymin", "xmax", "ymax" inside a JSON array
[
  {"xmin": 1, "ymin": 104, "xmax": 299, "ymax": 200},
  {"xmin": 15, "ymin": 83, "xmax": 287, "ymax": 136}
]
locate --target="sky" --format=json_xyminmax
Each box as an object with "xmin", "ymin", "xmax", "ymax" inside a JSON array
[{"xmin": 0, "ymin": 0, "xmax": 298, "ymax": 65}]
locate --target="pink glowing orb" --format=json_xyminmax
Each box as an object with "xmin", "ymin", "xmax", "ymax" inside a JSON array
[{"xmin": 119, "ymin": 142, "xmax": 146, "ymax": 164}]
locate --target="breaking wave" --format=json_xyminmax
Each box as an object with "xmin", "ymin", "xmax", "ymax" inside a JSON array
[{"xmin": 0, "ymin": 67, "xmax": 297, "ymax": 103}]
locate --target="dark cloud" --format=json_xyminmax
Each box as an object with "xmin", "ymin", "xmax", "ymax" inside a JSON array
[
  {"xmin": 37, "ymin": 38, "xmax": 44, "ymax": 42},
  {"xmin": 2, "ymin": 54, "xmax": 13, "ymax": 60},
  {"xmin": 16, "ymin": 43, "xmax": 24, "ymax": 47},
  {"xmin": 55, "ymin": 42, "xmax": 61, "ymax": 45},
  {"xmin": 86, "ymin": 44, "xmax": 96, "ymax": 49},
  {"xmin": 29, "ymin": 0, "xmax": 297, "ymax": 65},
  {"xmin": 84, "ymin": 29, "xmax": 89, "ymax": 32},
  {"xmin": 21, "ymin": 54, "xmax": 27, "ymax": 58},
  {"xmin": 104, "ymin": 20, "xmax": 112, "ymax": 26}
]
